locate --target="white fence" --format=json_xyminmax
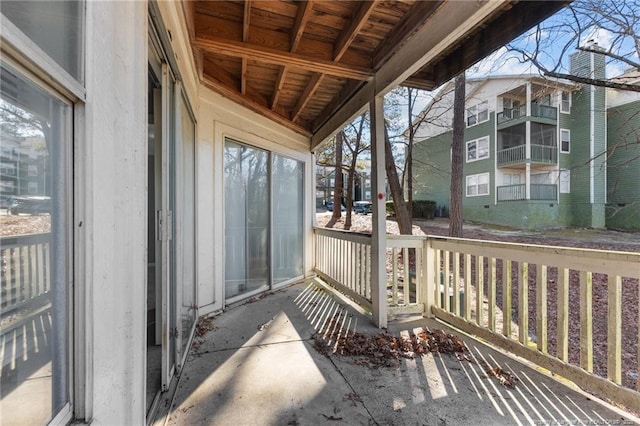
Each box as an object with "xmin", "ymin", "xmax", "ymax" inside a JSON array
[{"xmin": 312, "ymin": 228, "xmax": 640, "ymax": 413}]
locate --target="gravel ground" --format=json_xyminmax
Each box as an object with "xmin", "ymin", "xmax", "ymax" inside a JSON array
[{"xmin": 316, "ymin": 211, "xmax": 640, "ymax": 391}]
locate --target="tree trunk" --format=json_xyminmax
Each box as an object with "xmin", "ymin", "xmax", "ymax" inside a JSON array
[
  {"xmin": 406, "ymin": 88, "xmax": 415, "ymax": 220},
  {"xmin": 327, "ymin": 132, "xmax": 343, "ymax": 228},
  {"xmin": 385, "ymin": 125, "xmax": 412, "ymax": 235},
  {"xmin": 449, "ymin": 73, "xmax": 465, "ymax": 237}
]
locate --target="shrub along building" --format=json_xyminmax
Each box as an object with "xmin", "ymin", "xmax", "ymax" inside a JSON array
[{"xmin": 413, "ymin": 47, "xmax": 640, "ymax": 230}]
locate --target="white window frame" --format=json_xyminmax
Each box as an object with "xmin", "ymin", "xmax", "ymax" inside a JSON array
[
  {"xmin": 466, "ymin": 136, "xmax": 490, "ymax": 162},
  {"xmin": 560, "ymin": 91, "xmax": 572, "ymax": 113},
  {"xmin": 560, "ymin": 129, "xmax": 570, "ymax": 153},
  {"xmin": 1, "ymin": 5, "xmax": 84, "ymax": 425},
  {"xmin": 559, "ymin": 169, "xmax": 570, "ymax": 193},
  {"xmin": 466, "ymin": 101, "xmax": 489, "ymax": 127},
  {"xmin": 466, "ymin": 173, "xmax": 490, "ymax": 197}
]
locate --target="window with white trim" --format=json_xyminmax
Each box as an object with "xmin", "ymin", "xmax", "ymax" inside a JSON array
[
  {"xmin": 560, "ymin": 129, "xmax": 570, "ymax": 153},
  {"xmin": 466, "ymin": 173, "xmax": 490, "ymax": 197},
  {"xmin": 559, "ymin": 169, "xmax": 570, "ymax": 193},
  {"xmin": 466, "ymin": 136, "xmax": 490, "ymax": 162},
  {"xmin": 560, "ymin": 91, "xmax": 571, "ymax": 113},
  {"xmin": 466, "ymin": 101, "xmax": 489, "ymax": 127}
]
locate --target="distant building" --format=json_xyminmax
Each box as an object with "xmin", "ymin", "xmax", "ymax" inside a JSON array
[{"xmin": 412, "ymin": 47, "xmax": 640, "ymax": 230}]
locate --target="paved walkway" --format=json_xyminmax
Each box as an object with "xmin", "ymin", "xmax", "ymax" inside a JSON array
[{"xmin": 154, "ymin": 280, "xmax": 637, "ymax": 425}]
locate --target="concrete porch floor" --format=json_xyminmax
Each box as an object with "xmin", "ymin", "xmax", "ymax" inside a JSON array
[{"xmin": 153, "ymin": 280, "xmax": 638, "ymax": 425}]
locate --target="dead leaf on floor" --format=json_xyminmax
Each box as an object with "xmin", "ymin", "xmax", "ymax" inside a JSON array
[{"xmin": 486, "ymin": 366, "xmax": 519, "ymax": 388}]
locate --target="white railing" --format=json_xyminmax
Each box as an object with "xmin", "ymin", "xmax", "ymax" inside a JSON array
[
  {"xmin": 1, "ymin": 233, "xmax": 51, "ymax": 317},
  {"xmin": 313, "ymin": 227, "xmax": 372, "ymax": 310},
  {"xmin": 312, "ymin": 228, "xmax": 640, "ymax": 413}
]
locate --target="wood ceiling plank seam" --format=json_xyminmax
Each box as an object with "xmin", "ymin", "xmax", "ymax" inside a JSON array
[
  {"xmin": 241, "ymin": 56, "xmax": 247, "ymax": 94},
  {"xmin": 333, "ymin": 0, "xmax": 378, "ymax": 62},
  {"xmin": 292, "ymin": 73, "xmax": 325, "ymax": 123},
  {"xmin": 243, "ymin": 0, "xmax": 252, "ymax": 42},
  {"xmin": 193, "ymin": 36, "xmax": 374, "ymax": 80}
]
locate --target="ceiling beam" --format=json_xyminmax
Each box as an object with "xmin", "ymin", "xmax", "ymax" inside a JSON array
[
  {"xmin": 292, "ymin": 73, "xmax": 324, "ymax": 123},
  {"xmin": 193, "ymin": 36, "xmax": 373, "ymax": 80},
  {"xmin": 243, "ymin": 0, "xmax": 252, "ymax": 42},
  {"xmin": 271, "ymin": 66, "xmax": 287, "ymax": 110},
  {"xmin": 311, "ymin": 79, "xmax": 366, "ymax": 133},
  {"xmin": 291, "ymin": 0, "xmax": 314, "ymax": 53},
  {"xmin": 241, "ymin": 57, "xmax": 247, "ymax": 95},
  {"xmin": 333, "ymin": 1, "xmax": 378, "ymax": 62},
  {"xmin": 312, "ymin": 0, "xmax": 510, "ymax": 148}
]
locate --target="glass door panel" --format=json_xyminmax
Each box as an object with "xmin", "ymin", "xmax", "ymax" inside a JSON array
[
  {"xmin": 272, "ymin": 155, "xmax": 304, "ymax": 284},
  {"xmin": 224, "ymin": 140, "xmax": 269, "ymax": 299}
]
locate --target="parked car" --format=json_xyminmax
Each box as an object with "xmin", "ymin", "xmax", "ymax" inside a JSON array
[
  {"xmin": 0, "ymin": 196, "xmax": 16, "ymax": 210},
  {"xmin": 326, "ymin": 201, "xmax": 345, "ymax": 212},
  {"xmin": 353, "ymin": 201, "xmax": 372, "ymax": 214},
  {"xmin": 9, "ymin": 196, "xmax": 51, "ymax": 215}
]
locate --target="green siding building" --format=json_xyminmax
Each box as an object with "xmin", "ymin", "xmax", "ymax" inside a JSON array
[{"xmin": 413, "ymin": 47, "xmax": 640, "ymax": 230}]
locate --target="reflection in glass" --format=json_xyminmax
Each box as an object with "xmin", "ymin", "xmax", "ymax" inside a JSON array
[
  {"xmin": 224, "ymin": 140, "xmax": 269, "ymax": 299},
  {"xmin": 0, "ymin": 63, "xmax": 70, "ymax": 424},
  {"xmin": 1, "ymin": 0, "xmax": 84, "ymax": 80},
  {"xmin": 272, "ymin": 155, "xmax": 303, "ymax": 284}
]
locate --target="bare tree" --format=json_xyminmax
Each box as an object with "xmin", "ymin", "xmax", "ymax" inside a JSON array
[
  {"xmin": 384, "ymin": 124, "xmax": 412, "ymax": 235},
  {"xmin": 326, "ymin": 131, "xmax": 344, "ymax": 228},
  {"xmin": 342, "ymin": 113, "xmax": 369, "ymax": 230},
  {"xmin": 449, "ymin": 73, "xmax": 465, "ymax": 237}
]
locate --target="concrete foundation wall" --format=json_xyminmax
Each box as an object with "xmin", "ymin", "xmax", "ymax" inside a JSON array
[{"xmin": 464, "ymin": 201, "xmax": 560, "ymax": 230}]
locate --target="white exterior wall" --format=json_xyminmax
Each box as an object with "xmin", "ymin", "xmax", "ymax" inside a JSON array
[
  {"xmin": 82, "ymin": 1, "xmax": 148, "ymax": 424},
  {"xmin": 196, "ymin": 87, "xmax": 313, "ymax": 315}
]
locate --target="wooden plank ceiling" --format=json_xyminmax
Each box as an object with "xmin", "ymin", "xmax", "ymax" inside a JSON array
[{"xmin": 186, "ymin": 0, "xmax": 569, "ymax": 138}]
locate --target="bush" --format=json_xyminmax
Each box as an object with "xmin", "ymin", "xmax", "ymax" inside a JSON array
[{"xmin": 385, "ymin": 200, "xmax": 436, "ymax": 219}]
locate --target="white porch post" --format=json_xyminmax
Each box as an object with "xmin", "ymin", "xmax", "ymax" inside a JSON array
[
  {"xmin": 370, "ymin": 95, "xmax": 388, "ymax": 328},
  {"xmin": 525, "ymin": 82, "xmax": 532, "ymax": 200}
]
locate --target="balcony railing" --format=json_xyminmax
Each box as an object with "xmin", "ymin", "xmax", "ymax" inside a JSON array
[
  {"xmin": 497, "ymin": 144, "xmax": 557, "ymax": 166},
  {"xmin": 497, "ymin": 184, "xmax": 525, "ymax": 201},
  {"xmin": 530, "ymin": 183, "xmax": 558, "ymax": 200},
  {"xmin": 312, "ymin": 228, "xmax": 640, "ymax": 413},
  {"xmin": 531, "ymin": 144, "xmax": 557, "ymax": 163},
  {"xmin": 497, "ymin": 103, "xmax": 558, "ymax": 124},
  {"xmin": 497, "ymin": 183, "xmax": 557, "ymax": 202},
  {"xmin": 1, "ymin": 233, "xmax": 51, "ymax": 318},
  {"xmin": 496, "ymin": 145, "xmax": 525, "ymax": 166}
]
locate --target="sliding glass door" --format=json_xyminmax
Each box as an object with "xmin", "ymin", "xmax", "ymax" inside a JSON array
[{"xmin": 224, "ymin": 139, "xmax": 304, "ymax": 301}]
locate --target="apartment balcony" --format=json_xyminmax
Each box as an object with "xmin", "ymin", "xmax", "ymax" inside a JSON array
[
  {"xmin": 497, "ymin": 144, "xmax": 558, "ymax": 168},
  {"xmin": 497, "ymin": 103, "xmax": 558, "ymax": 129},
  {"xmin": 497, "ymin": 183, "xmax": 558, "ymax": 202}
]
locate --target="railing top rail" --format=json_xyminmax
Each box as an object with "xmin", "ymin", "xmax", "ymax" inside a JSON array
[
  {"xmin": 0, "ymin": 232, "xmax": 51, "ymax": 248},
  {"xmin": 429, "ymin": 235, "xmax": 640, "ymax": 277},
  {"xmin": 313, "ymin": 226, "xmax": 372, "ymax": 245}
]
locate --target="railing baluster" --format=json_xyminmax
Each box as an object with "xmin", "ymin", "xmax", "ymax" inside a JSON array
[
  {"xmin": 557, "ymin": 268, "xmax": 569, "ymax": 362},
  {"xmin": 464, "ymin": 253, "xmax": 471, "ymax": 321},
  {"xmin": 453, "ymin": 252, "xmax": 460, "ymax": 316},
  {"xmin": 518, "ymin": 262, "xmax": 529, "ymax": 345},
  {"xmin": 488, "ymin": 257, "xmax": 496, "ymax": 331},
  {"xmin": 536, "ymin": 264, "xmax": 547, "ymax": 353},
  {"xmin": 580, "ymin": 270, "xmax": 593, "ymax": 373},
  {"xmin": 392, "ymin": 248, "xmax": 398, "ymax": 305},
  {"xmin": 415, "ymin": 247, "xmax": 422, "ymax": 305},
  {"xmin": 503, "ymin": 259, "xmax": 512, "ymax": 338},
  {"xmin": 403, "ymin": 248, "xmax": 409, "ymax": 306},
  {"xmin": 434, "ymin": 249, "xmax": 441, "ymax": 310},
  {"xmin": 443, "ymin": 250, "xmax": 450, "ymax": 312},
  {"xmin": 607, "ymin": 274, "xmax": 621, "ymax": 384},
  {"xmin": 476, "ymin": 256, "xmax": 484, "ymax": 327}
]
